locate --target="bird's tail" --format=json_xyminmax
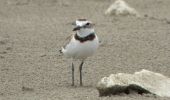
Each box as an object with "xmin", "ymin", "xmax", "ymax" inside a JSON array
[{"xmin": 59, "ymin": 47, "xmax": 65, "ymax": 54}]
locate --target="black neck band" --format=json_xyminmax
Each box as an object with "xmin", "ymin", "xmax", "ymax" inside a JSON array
[{"xmin": 74, "ymin": 33, "xmax": 95, "ymax": 43}]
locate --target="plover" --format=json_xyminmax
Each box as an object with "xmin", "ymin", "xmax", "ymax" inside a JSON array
[{"xmin": 60, "ymin": 19, "xmax": 99, "ymax": 86}]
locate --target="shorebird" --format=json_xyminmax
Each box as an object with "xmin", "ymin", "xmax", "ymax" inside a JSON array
[{"xmin": 60, "ymin": 19, "xmax": 99, "ymax": 86}]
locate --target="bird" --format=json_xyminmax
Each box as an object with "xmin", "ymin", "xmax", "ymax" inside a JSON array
[{"xmin": 60, "ymin": 19, "xmax": 99, "ymax": 86}]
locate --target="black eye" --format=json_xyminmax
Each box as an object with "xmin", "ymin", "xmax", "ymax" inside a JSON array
[{"xmin": 86, "ymin": 23, "xmax": 90, "ymax": 25}]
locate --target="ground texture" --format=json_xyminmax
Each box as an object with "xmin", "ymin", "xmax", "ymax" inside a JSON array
[{"xmin": 0, "ymin": 0, "xmax": 170, "ymax": 99}]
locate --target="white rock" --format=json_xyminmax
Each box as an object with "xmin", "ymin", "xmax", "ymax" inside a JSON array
[
  {"xmin": 105, "ymin": 0, "xmax": 140, "ymax": 17},
  {"xmin": 97, "ymin": 69, "xmax": 170, "ymax": 97}
]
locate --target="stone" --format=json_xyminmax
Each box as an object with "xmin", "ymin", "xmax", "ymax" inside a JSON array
[
  {"xmin": 97, "ymin": 69, "xmax": 170, "ymax": 97},
  {"xmin": 105, "ymin": 0, "xmax": 140, "ymax": 17}
]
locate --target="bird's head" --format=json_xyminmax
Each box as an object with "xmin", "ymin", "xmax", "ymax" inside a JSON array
[{"xmin": 72, "ymin": 19, "xmax": 95, "ymax": 37}]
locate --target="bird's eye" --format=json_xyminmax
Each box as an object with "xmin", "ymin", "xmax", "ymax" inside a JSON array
[{"xmin": 86, "ymin": 23, "xmax": 90, "ymax": 25}]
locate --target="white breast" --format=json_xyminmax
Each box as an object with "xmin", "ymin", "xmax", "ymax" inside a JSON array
[{"xmin": 62, "ymin": 35, "xmax": 99, "ymax": 60}]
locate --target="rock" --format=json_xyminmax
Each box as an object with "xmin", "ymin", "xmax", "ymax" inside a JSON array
[
  {"xmin": 105, "ymin": 0, "xmax": 140, "ymax": 17},
  {"xmin": 97, "ymin": 69, "xmax": 170, "ymax": 97}
]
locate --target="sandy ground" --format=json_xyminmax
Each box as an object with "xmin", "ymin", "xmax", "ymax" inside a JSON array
[{"xmin": 0, "ymin": 0, "xmax": 170, "ymax": 99}]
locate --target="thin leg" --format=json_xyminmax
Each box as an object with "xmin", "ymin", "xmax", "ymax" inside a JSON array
[
  {"xmin": 79, "ymin": 61, "xmax": 84, "ymax": 86},
  {"xmin": 72, "ymin": 63, "xmax": 74, "ymax": 86}
]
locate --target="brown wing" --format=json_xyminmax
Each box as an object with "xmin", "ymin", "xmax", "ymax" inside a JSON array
[{"xmin": 63, "ymin": 33, "xmax": 74, "ymax": 49}]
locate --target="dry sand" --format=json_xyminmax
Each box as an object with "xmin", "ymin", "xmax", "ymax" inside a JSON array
[{"xmin": 0, "ymin": 0, "xmax": 170, "ymax": 99}]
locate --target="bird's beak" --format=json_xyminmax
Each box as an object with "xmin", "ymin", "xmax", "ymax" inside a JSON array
[{"xmin": 73, "ymin": 26, "xmax": 81, "ymax": 31}]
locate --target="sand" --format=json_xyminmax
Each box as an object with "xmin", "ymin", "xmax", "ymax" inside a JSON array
[{"xmin": 0, "ymin": 0, "xmax": 170, "ymax": 99}]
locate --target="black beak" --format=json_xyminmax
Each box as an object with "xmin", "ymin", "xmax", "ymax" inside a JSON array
[{"xmin": 73, "ymin": 26, "xmax": 81, "ymax": 31}]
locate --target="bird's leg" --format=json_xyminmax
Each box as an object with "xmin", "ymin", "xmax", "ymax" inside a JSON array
[
  {"xmin": 72, "ymin": 63, "xmax": 74, "ymax": 86},
  {"xmin": 79, "ymin": 61, "xmax": 84, "ymax": 86}
]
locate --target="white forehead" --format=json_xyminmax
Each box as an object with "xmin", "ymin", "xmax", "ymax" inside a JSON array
[{"xmin": 75, "ymin": 20, "xmax": 91, "ymax": 26}]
